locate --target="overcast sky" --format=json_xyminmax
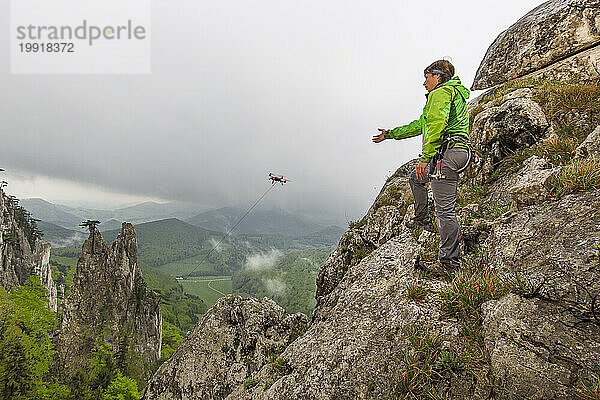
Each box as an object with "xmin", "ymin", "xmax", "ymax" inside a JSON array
[{"xmin": 0, "ymin": 0, "xmax": 545, "ymax": 224}]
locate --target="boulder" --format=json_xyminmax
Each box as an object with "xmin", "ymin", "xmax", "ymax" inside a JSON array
[
  {"xmin": 466, "ymin": 95, "xmax": 549, "ymax": 184},
  {"xmin": 509, "ymin": 156, "xmax": 557, "ymax": 209},
  {"xmin": 143, "ymin": 296, "xmax": 308, "ymax": 400},
  {"xmin": 140, "ymin": 161, "xmax": 600, "ymax": 399},
  {"xmin": 576, "ymin": 124, "xmax": 600, "ymax": 158},
  {"xmin": 484, "ymin": 189, "xmax": 600, "ymax": 315},
  {"xmin": 483, "ymin": 294, "xmax": 600, "ymax": 400},
  {"xmin": 472, "ymin": 0, "xmax": 600, "ymax": 90}
]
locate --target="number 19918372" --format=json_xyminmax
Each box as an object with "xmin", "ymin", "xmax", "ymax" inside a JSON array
[{"xmin": 19, "ymin": 43, "xmax": 74, "ymax": 52}]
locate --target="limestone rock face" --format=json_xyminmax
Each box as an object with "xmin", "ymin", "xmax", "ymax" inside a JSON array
[
  {"xmin": 472, "ymin": 0, "xmax": 600, "ymax": 90},
  {"xmin": 314, "ymin": 160, "xmax": 415, "ymax": 318},
  {"xmin": 483, "ymin": 294, "xmax": 600, "ymax": 400},
  {"xmin": 59, "ymin": 223, "xmax": 161, "ymax": 380},
  {"xmin": 509, "ymin": 156, "xmax": 557, "ymax": 209},
  {"xmin": 484, "ymin": 190, "xmax": 600, "ymax": 316},
  {"xmin": 143, "ymin": 296, "xmax": 308, "ymax": 400},
  {"xmin": 0, "ymin": 189, "xmax": 57, "ymax": 311},
  {"xmin": 576, "ymin": 124, "xmax": 600, "ymax": 158},
  {"xmin": 467, "ymin": 94, "xmax": 549, "ymax": 184},
  {"xmin": 525, "ymin": 45, "xmax": 600, "ymax": 83}
]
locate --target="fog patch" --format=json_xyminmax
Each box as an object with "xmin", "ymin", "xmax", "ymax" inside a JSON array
[
  {"xmin": 245, "ymin": 249, "xmax": 282, "ymax": 271},
  {"xmin": 208, "ymin": 238, "xmax": 223, "ymax": 252},
  {"xmin": 263, "ymin": 278, "xmax": 287, "ymax": 295},
  {"xmin": 50, "ymin": 233, "xmax": 87, "ymax": 248},
  {"xmin": 300, "ymin": 257, "xmax": 315, "ymax": 265}
]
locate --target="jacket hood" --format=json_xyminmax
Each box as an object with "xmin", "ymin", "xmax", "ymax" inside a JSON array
[{"xmin": 442, "ymin": 76, "xmax": 470, "ymax": 100}]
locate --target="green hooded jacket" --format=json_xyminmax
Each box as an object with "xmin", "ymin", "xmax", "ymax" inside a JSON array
[{"xmin": 384, "ymin": 76, "xmax": 470, "ymax": 163}]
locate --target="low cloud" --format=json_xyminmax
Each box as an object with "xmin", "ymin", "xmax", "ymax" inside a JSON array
[
  {"xmin": 49, "ymin": 233, "xmax": 87, "ymax": 248},
  {"xmin": 263, "ymin": 278, "xmax": 287, "ymax": 295},
  {"xmin": 244, "ymin": 249, "xmax": 282, "ymax": 271},
  {"xmin": 208, "ymin": 238, "xmax": 223, "ymax": 252}
]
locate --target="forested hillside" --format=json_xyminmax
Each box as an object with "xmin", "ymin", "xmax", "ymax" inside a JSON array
[{"xmin": 0, "ymin": 277, "xmax": 144, "ymax": 399}]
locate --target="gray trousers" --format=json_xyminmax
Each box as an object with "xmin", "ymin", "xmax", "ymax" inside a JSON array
[{"xmin": 409, "ymin": 148, "xmax": 469, "ymax": 267}]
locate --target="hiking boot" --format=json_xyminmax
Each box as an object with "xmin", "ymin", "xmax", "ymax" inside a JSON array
[
  {"xmin": 416, "ymin": 260, "xmax": 457, "ymax": 277},
  {"xmin": 405, "ymin": 218, "xmax": 435, "ymax": 232}
]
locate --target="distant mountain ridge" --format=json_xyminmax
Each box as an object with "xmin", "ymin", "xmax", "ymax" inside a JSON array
[
  {"xmin": 21, "ymin": 198, "xmax": 83, "ymax": 228},
  {"xmin": 21, "ymin": 199, "xmax": 330, "ymax": 238},
  {"xmin": 186, "ymin": 206, "xmax": 322, "ymax": 236},
  {"xmin": 20, "ymin": 198, "xmax": 204, "ymax": 229}
]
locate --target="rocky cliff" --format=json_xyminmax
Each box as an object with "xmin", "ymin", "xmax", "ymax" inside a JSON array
[
  {"xmin": 59, "ymin": 223, "xmax": 162, "ymax": 382},
  {"xmin": 143, "ymin": 2, "xmax": 600, "ymax": 399},
  {"xmin": 0, "ymin": 187, "xmax": 57, "ymax": 311},
  {"xmin": 472, "ymin": 0, "xmax": 600, "ymax": 90},
  {"xmin": 143, "ymin": 296, "xmax": 308, "ymax": 400}
]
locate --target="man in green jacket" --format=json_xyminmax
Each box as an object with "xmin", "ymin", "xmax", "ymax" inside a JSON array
[{"xmin": 372, "ymin": 60, "xmax": 470, "ymax": 273}]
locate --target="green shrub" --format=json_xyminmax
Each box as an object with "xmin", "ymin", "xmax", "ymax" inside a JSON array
[
  {"xmin": 538, "ymin": 136, "xmax": 577, "ymax": 165},
  {"xmin": 577, "ymin": 375, "xmax": 600, "ymax": 400},
  {"xmin": 503, "ymin": 269, "xmax": 542, "ymax": 298},
  {"xmin": 160, "ymin": 321, "xmax": 183, "ymax": 362},
  {"xmin": 478, "ymin": 78, "xmax": 538, "ymax": 106},
  {"xmin": 493, "ymin": 146, "xmax": 535, "ymax": 179},
  {"xmin": 407, "ymin": 281, "xmax": 428, "ymax": 302},
  {"xmin": 272, "ymin": 357, "xmax": 291, "ymax": 376},
  {"xmin": 410, "ymin": 227, "xmax": 421, "ymax": 241},
  {"xmin": 348, "ymin": 218, "xmax": 366, "ymax": 229},
  {"xmin": 264, "ymin": 378, "xmax": 275, "ymax": 390},
  {"xmin": 243, "ymin": 377, "xmax": 259, "ymax": 390},
  {"xmin": 469, "ymin": 104, "xmax": 484, "ymax": 131},
  {"xmin": 390, "ymin": 325, "xmax": 447, "ymax": 400},
  {"xmin": 457, "ymin": 185, "xmax": 489, "ymax": 207},
  {"xmin": 435, "ymin": 350, "xmax": 462, "ymax": 377},
  {"xmin": 552, "ymin": 158, "xmax": 600, "ymax": 197},
  {"xmin": 439, "ymin": 269, "xmax": 507, "ymax": 319},
  {"xmin": 482, "ymin": 203, "xmax": 510, "ymax": 220},
  {"xmin": 267, "ymin": 345, "xmax": 286, "ymax": 364},
  {"xmin": 103, "ymin": 371, "xmax": 139, "ymax": 400},
  {"xmin": 375, "ymin": 185, "xmax": 411, "ymax": 214},
  {"xmin": 455, "ymin": 322, "xmax": 490, "ymax": 387},
  {"xmin": 354, "ymin": 247, "xmax": 373, "ymax": 262},
  {"xmin": 265, "ymin": 356, "xmax": 292, "ymax": 389},
  {"xmin": 0, "ymin": 278, "xmax": 58, "ymax": 399},
  {"xmin": 419, "ymin": 235, "xmax": 440, "ymax": 263},
  {"xmin": 534, "ymin": 80, "xmax": 600, "ymax": 122}
]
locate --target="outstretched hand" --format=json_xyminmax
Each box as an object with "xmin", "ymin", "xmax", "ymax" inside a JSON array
[{"xmin": 372, "ymin": 128, "xmax": 387, "ymax": 143}]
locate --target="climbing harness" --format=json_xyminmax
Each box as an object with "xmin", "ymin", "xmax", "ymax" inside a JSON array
[
  {"xmin": 428, "ymin": 86, "xmax": 473, "ymax": 180},
  {"xmin": 428, "ymin": 135, "xmax": 473, "ymax": 180}
]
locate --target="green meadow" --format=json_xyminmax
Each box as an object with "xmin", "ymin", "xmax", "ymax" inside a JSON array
[{"xmin": 179, "ymin": 276, "xmax": 233, "ymax": 309}]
